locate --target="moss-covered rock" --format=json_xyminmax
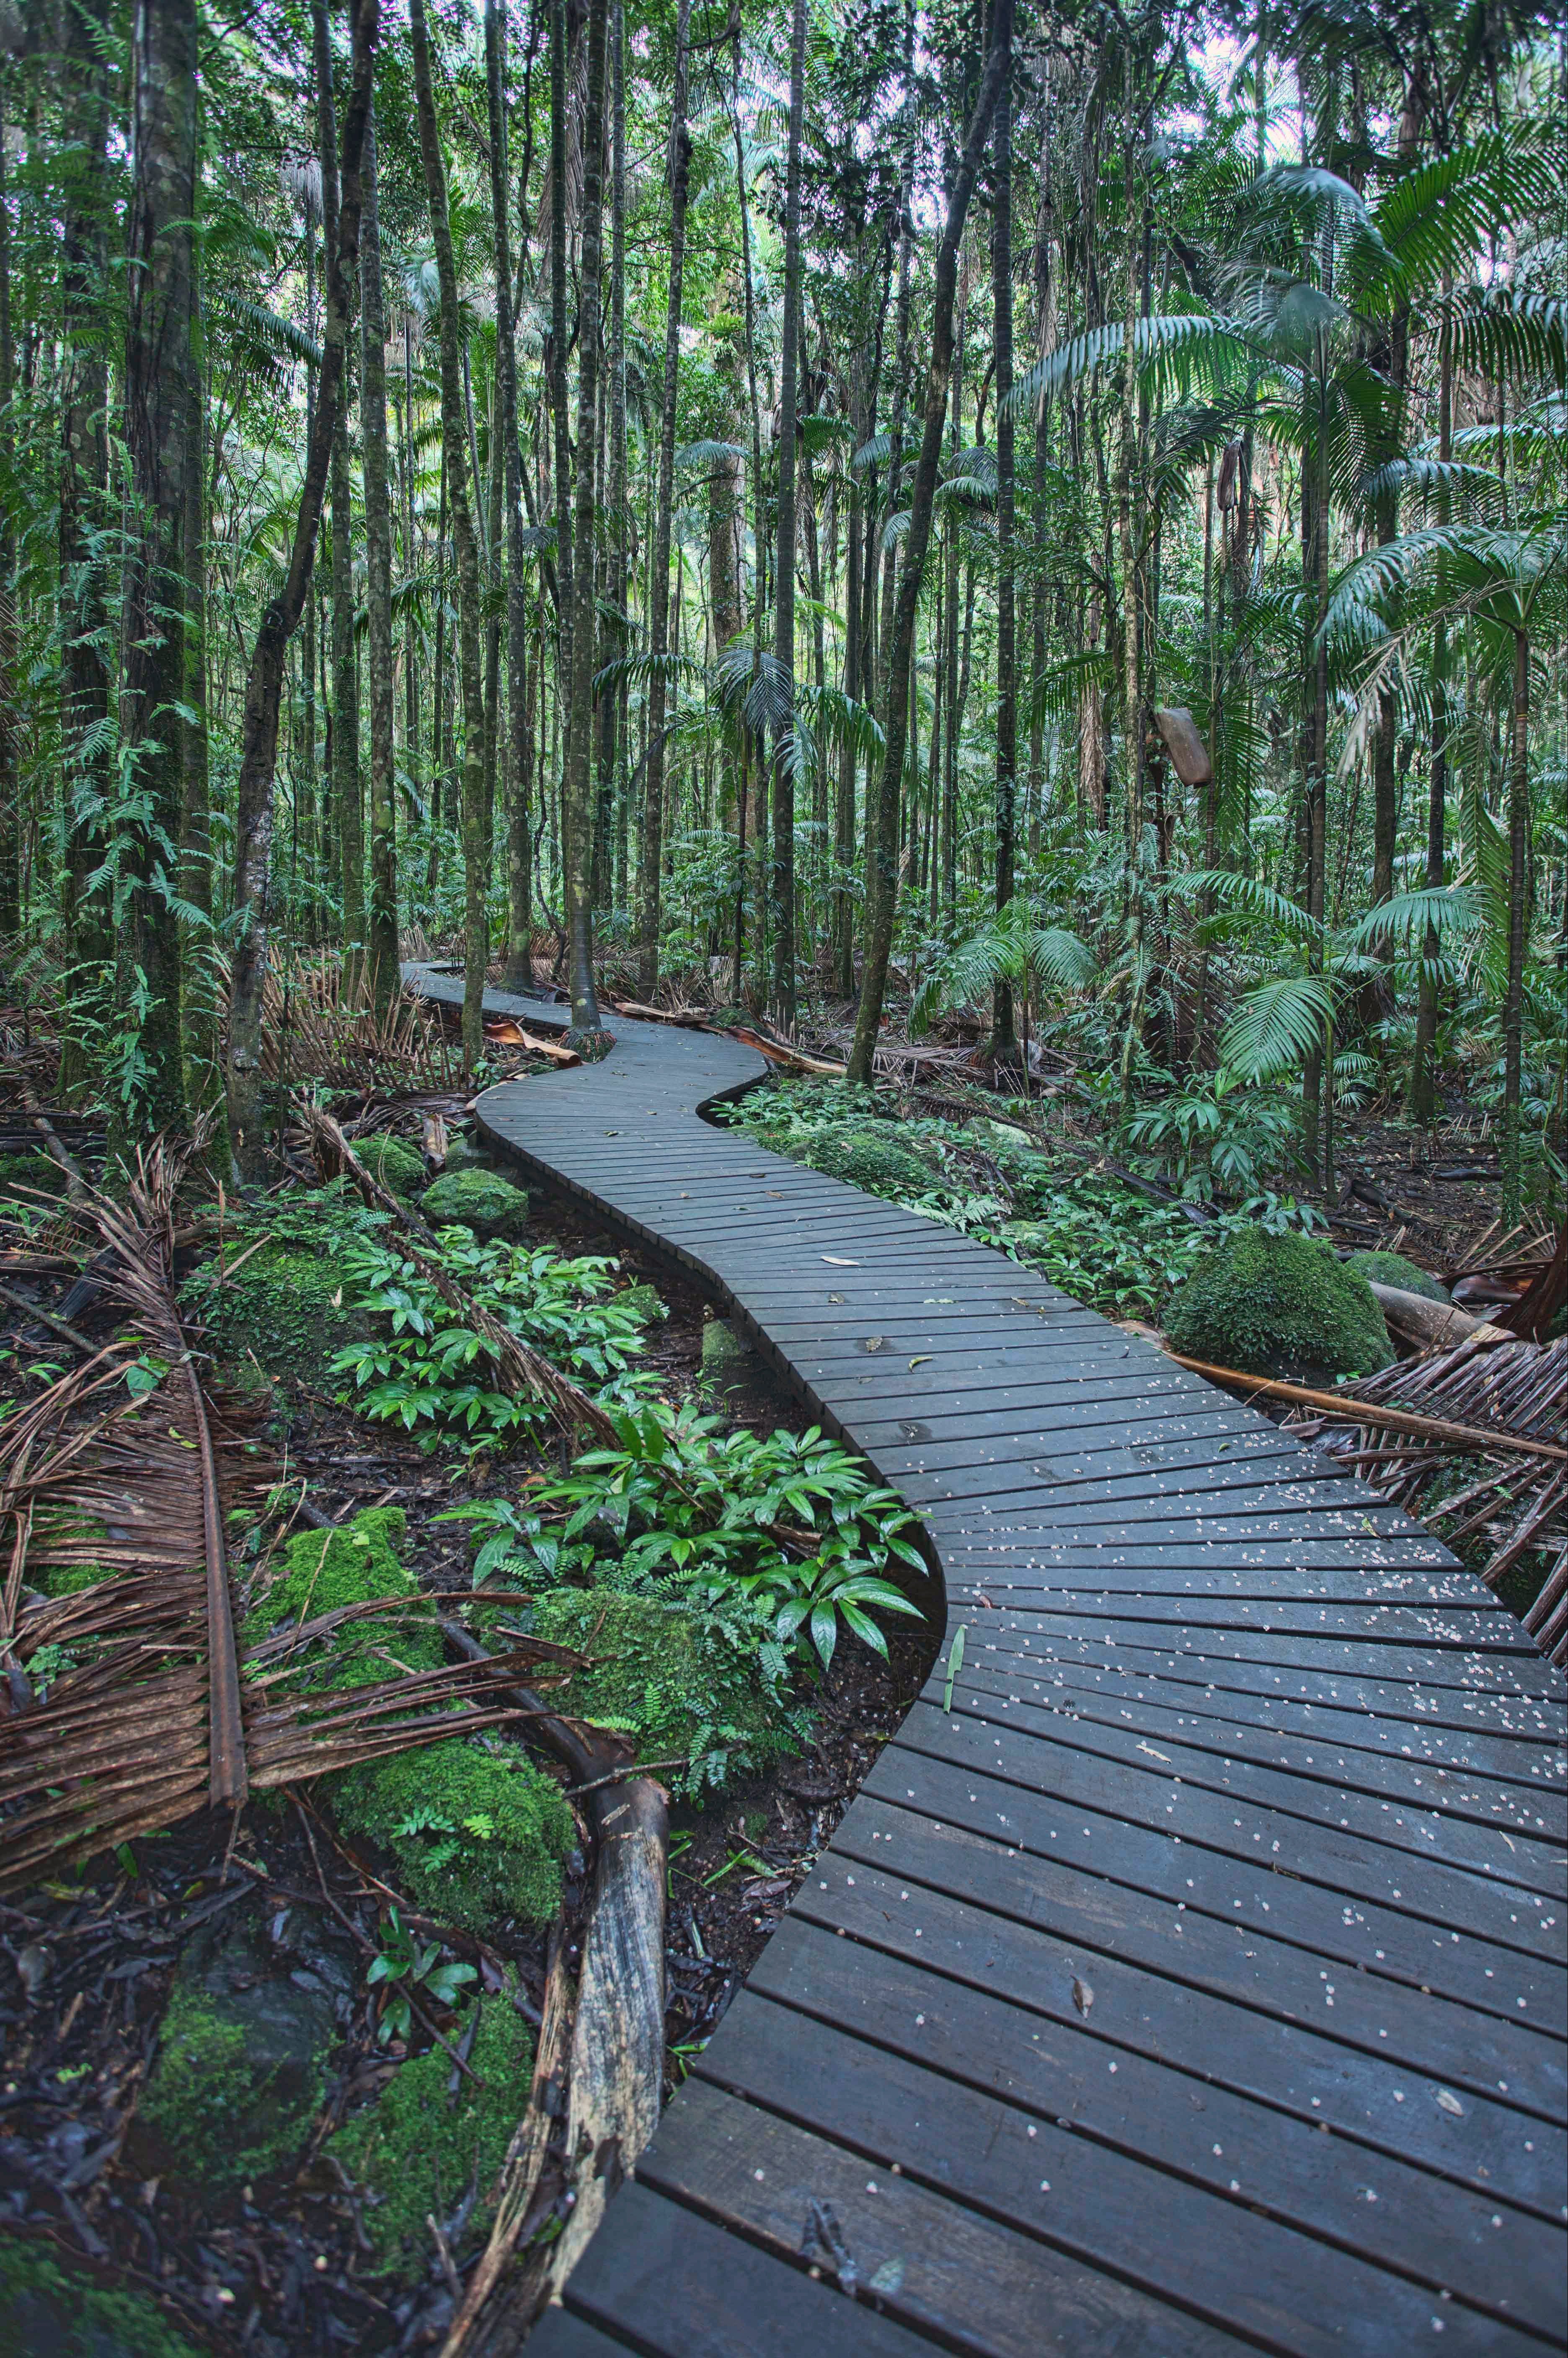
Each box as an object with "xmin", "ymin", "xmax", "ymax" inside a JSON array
[
  {"xmin": 421, "ymin": 1167, "xmax": 531, "ymax": 1239},
  {"xmin": 439, "ymin": 1134, "xmax": 493, "ymax": 1174},
  {"xmin": 333, "ymin": 1738, "xmax": 574, "ymax": 1933},
  {"xmin": 1346, "ymin": 1249, "xmax": 1449, "ymax": 1303},
  {"xmin": 700, "ymin": 1316, "xmax": 759, "ymax": 1390},
  {"xmin": 0, "ymin": 2242, "xmax": 205, "ymax": 2358},
  {"xmin": 360, "ymin": 1134, "xmax": 428, "ymax": 1197},
  {"xmin": 248, "ymin": 1509, "xmax": 573, "ymax": 1934},
  {"xmin": 1164, "ymin": 1225, "xmax": 1392, "ymax": 1383},
  {"xmin": 532, "ymin": 1586, "xmax": 805, "ymax": 1794},
  {"xmin": 138, "ymin": 1918, "xmax": 339, "ymax": 2193},
  {"xmin": 182, "ymin": 1243, "xmax": 367, "ymax": 1385},
  {"xmin": 329, "ymin": 1996, "xmax": 532, "ymax": 2274},
  {"xmin": 787, "ymin": 1126, "xmax": 935, "ymax": 1200}
]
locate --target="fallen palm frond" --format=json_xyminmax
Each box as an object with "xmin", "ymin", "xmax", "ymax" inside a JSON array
[
  {"xmin": 1177, "ymin": 1336, "xmax": 1568, "ymax": 1663},
  {"xmin": 301, "ymin": 1100, "xmax": 620, "ymax": 1445},
  {"xmin": 0, "ymin": 1139, "xmax": 589, "ymax": 1890},
  {"xmin": 219, "ymin": 948, "xmax": 463, "ymax": 1094}
]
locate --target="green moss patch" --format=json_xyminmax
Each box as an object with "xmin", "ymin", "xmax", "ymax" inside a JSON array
[
  {"xmin": 139, "ymin": 1965, "xmax": 329, "ymax": 2194},
  {"xmin": 360, "ymin": 1135, "xmax": 428, "ymax": 1197},
  {"xmin": 1346, "ymin": 1249, "xmax": 1449, "ymax": 1302},
  {"xmin": 533, "ymin": 1586, "xmax": 806, "ymax": 1794},
  {"xmin": 0, "ymin": 2241, "xmax": 206, "ymax": 2358},
  {"xmin": 333, "ymin": 1737, "xmax": 573, "ymax": 1933},
  {"xmin": 182, "ymin": 1243, "xmax": 367, "ymax": 1386},
  {"xmin": 248, "ymin": 1508, "xmax": 573, "ymax": 1934},
  {"xmin": 775, "ymin": 1125, "xmax": 935, "ymax": 1200},
  {"xmin": 329, "ymin": 1996, "xmax": 532, "ymax": 2273},
  {"xmin": 1165, "ymin": 1226, "xmax": 1392, "ymax": 1383},
  {"xmin": 0, "ymin": 1151, "xmax": 64, "ymax": 1201},
  {"xmin": 421, "ymin": 1168, "xmax": 531, "ymax": 1239}
]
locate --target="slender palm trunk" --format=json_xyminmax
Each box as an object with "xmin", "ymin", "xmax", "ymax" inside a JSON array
[
  {"xmin": 487, "ymin": 0, "xmax": 534, "ymax": 993},
  {"xmin": 1411, "ymin": 290, "xmax": 1452, "ymax": 1124},
  {"xmin": 849, "ymin": 0, "xmax": 1013, "ymax": 1084},
  {"xmin": 769, "ymin": 0, "xmax": 806, "ymax": 1029},
  {"xmin": 360, "ymin": 96, "xmax": 398, "ymax": 1014},
  {"xmin": 410, "ymin": 0, "xmax": 488, "ymax": 1067},
  {"xmin": 122, "ymin": 0, "xmax": 200, "ymax": 1133},
  {"xmin": 227, "ymin": 0, "xmax": 377, "ymax": 1179},
  {"xmin": 1501, "ymin": 626, "xmax": 1530, "ymax": 1224},
  {"xmin": 990, "ymin": 45, "xmax": 1016, "ymax": 1057},
  {"xmin": 316, "ymin": 1, "xmax": 363, "ymax": 984},
  {"xmin": 563, "ymin": 0, "xmax": 610, "ymax": 1039},
  {"xmin": 636, "ymin": 0, "xmax": 692, "ymax": 994}
]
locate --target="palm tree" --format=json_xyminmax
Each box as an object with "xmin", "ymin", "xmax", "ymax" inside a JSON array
[{"xmin": 910, "ymin": 897, "xmax": 1096, "ymax": 1096}]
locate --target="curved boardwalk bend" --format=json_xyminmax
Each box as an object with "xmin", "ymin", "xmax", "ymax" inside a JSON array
[{"xmin": 404, "ymin": 965, "xmax": 1567, "ymax": 2358}]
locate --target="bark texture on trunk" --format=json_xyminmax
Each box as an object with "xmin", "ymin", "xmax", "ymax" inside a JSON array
[
  {"xmin": 411, "ymin": 0, "xmax": 489, "ymax": 1068},
  {"xmin": 316, "ymin": 1, "xmax": 363, "ymax": 985},
  {"xmin": 487, "ymin": 0, "xmax": 534, "ymax": 995},
  {"xmin": 226, "ymin": 0, "xmax": 378, "ymax": 1180},
  {"xmin": 636, "ymin": 0, "xmax": 692, "ymax": 996},
  {"xmin": 360, "ymin": 97, "xmax": 398, "ymax": 1015},
  {"xmin": 989, "ymin": 45, "xmax": 1016, "ymax": 1055},
  {"xmin": 769, "ymin": 0, "xmax": 806, "ymax": 1031},
  {"xmin": 848, "ymin": 0, "xmax": 1014, "ymax": 1083},
  {"xmin": 563, "ymin": 0, "xmax": 610, "ymax": 1040},
  {"xmin": 123, "ymin": 0, "xmax": 201, "ymax": 1133}
]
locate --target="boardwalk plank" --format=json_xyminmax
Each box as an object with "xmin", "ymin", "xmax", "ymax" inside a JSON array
[{"xmin": 396, "ymin": 965, "xmax": 1567, "ymax": 2356}]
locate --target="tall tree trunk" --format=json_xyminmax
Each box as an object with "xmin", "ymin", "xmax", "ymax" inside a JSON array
[
  {"xmin": 562, "ymin": 0, "xmax": 610, "ymax": 1039},
  {"xmin": 549, "ymin": 0, "xmax": 573, "ymax": 811},
  {"xmin": 989, "ymin": 41, "xmax": 1016, "ymax": 1057},
  {"xmin": 227, "ymin": 0, "xmax": 377, "ymax": 1179},
  {"xmin": 636, "ymin": 0, "xmax": 692, "ymax": 995},
  {"xmin": 596, "ymin": 0, "xmax": 627, "ymax": 919},
  {"xmin": 488, "ymin": 0, "xmax": 534, "ymax": 993},
  {"xmin": 1501, "ymin": 625, "xmax": 1530, "ymax": 1225},
  {"xmin": 849, "ymin": 0, "xmax": 1013, "ymax": 1084},
  {"xmin": 411, "ymin": 0, "xmax": 488, "ymax": 1065},
  {"xmin": 316, "ymin": 0, "xmax": 363, "ymax": 985},
  {"xmin": 122, "ymin": 0, "xmax": 200, "ymax": 1133},
  {"xmin": 360, "ymin": 92, "xmax": 398, "ymax": 1014},
  {"xmin": 1411, "ymin": 286, "xmax": 1452, "ymax": 1124},
  {"xmin": 833, "ymin": 344, "xmax": 863, "ymax": 990},
  {"xmin": 55, "ymin": 0, "xmax": 112, "ymax": 982},
  {"xmin": 180, "ymin": 209, "xmax": 214, "ymax": 1102},
  {"xmin": 769, "ymin": 0, "xmax": 806, "ymax": 1030},
  {"xmin": 0, "ymin": 75, "xmax": 20, "ymax": 944}
]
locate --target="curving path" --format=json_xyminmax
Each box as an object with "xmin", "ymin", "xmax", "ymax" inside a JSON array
[{"xmin": 405, "ymin": 965, "xmax": 1567, "ymax": 2358}]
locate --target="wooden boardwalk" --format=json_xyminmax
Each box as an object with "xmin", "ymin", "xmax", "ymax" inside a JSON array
[{"xmin": 406, "ymin": 967, "xmax": 1567, "ymax": 2356}]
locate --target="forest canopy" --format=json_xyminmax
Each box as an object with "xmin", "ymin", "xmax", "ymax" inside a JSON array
[{"xmin": 1, "ymin": 0, "xmax": 1565, "ymax": 1216}]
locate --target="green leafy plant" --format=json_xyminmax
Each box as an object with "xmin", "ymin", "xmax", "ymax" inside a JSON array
[{"xmin": 365, "ymin": 1907, "xmax": 478, "ymax": 2045}]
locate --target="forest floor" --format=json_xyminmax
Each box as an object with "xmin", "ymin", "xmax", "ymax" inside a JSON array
[
  {"xmin": 0, "ymin": 971, "xmax": 1557, "ymax": 2356},
  {"xmin": 0, "ymin": 1099, "xmax": 928, "ymax": 2358}
]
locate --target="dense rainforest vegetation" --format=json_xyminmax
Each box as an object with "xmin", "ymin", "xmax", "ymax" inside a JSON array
[{"xmin": 0, "ymin": 0, "xmax": 1564, "ymax": 1207}]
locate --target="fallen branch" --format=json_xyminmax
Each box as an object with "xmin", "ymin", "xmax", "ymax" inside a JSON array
[
  {"xmin": 437, "ymin": 1620, "xmax": 667, "ymax": 2345},
  {"xmin": 1364, "ymin": 1281, "xmax": 1508, "ymax": 1353},
  {"xmin": 0, "ymin": 1278, "xmax": 99, "ymax": 1358},
  {"xmin": 1167, "ymin": 1354, "xmax": 1568, "ymax": 1465}
]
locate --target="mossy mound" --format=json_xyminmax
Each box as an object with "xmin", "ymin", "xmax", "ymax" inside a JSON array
[
  {"xmin": 139, "ymin": 1957, "xmax": 331, "ymax": 2194},
  {"xmin": 781, "ymin": 1125, "xmax": 935, "ymax": 1200},
  {"xmin": 333, "ymin": 1737, "xmax": 573, "ymax": 1933},
  {"xmin": 330, "ymin": 1996, "xmax": 532, "ymax": 2274},
  {"xmin": 440, "ymin": 1134, "xmax": 492, "ymax": 1173},
  {"xmin": 1165, "ymin": 1226, "xmax": 1392, "ymax": 1383},
  {"xmin": 1346, "ymin": 1249, "xmax": 1449, "ymax": 1303},
  {"xmin": 182, "ymin": 1242, "xmax": 367, "ymax": 1385},
  {"xmin": 0, "ymin": 2242, "xmax": 205, "ymax": 2358},
  {"xmin": 421, "ymin": 1167, "xmax": 531, "ymax": 1239},
  {"xmin": 532, "ymin": 1586, "xmax": 806, "ymax": 1794},
  {"xmin": 249, "ymin": 1509, "xmax": 573, "ymax": 1934},
  {"xmin": 360, "ymin": 1134, "xmax": 428, "ymax": 1197}
]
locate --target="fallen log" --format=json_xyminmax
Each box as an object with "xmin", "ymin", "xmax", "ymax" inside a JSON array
[
  {"xmin": 1167, "ymin": 1354, "xmax": 1568, "ymax": 1466},
  {"xmin": 1364, "ymin": 1281, "xmax": 1509, "ymax": 1353},
  {"xmin": 436, "ymin": 1619, "xmax": 668, "ymax": 2352}
]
